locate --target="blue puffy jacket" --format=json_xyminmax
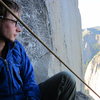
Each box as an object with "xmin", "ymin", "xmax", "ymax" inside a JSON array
[{"xmin": 0, "ymin": 40, "xmax": 40, "ymax": 100}]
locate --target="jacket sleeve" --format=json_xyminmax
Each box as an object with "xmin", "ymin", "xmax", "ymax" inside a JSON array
[{"xmin": 19, "ymin": 43, "xmax": 41, "ymax": 100}]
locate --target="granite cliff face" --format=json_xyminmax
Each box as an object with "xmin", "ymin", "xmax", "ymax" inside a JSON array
[
  {"xmin": 82, "ymin": 27, "xmax": 100, "ymax": 69},
  {"xmin": 15, "ymin": 0, "xmax": 83, "ymax": 91},
  {"xmin": 85, "ymin": 52, "xmax": 100, "ymax": 100}
]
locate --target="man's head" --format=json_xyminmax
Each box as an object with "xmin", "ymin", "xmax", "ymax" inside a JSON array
[{"xmin": 0, "ymin": 0, "xmax": 21, "ymax": 42}]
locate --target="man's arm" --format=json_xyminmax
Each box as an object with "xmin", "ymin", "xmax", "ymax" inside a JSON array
[{"xmin": 19, "ymin": 42, "xmax": 41, "ymax": 100}]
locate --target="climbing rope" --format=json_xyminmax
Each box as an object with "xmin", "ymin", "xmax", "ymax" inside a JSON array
[{"xmin": 0, "ymin": 0, "xmax": 100, "ymax": 99}]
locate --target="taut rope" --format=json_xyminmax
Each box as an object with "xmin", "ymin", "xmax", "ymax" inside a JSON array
[{"xmin": 0, "ymin": 0, "xmax": 100, "ymax": 99}]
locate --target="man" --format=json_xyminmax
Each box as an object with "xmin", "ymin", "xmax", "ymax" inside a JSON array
[{"xmin": 0, "ymin": 0, "xmax": 76, "ymax": 100}]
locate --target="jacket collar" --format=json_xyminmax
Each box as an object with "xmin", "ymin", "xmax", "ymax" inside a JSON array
[{"xmin": 7, "ymin": 41, "xmax": 16, "ymax": 50}]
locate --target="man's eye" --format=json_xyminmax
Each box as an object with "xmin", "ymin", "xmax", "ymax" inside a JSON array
[
  {"xmin": 11, "ymin": 20, "xmax": 18, "ymax": 26},
  {"xmin": 17, "ymin": 21, "xmax": 23, "ymax": 27}
]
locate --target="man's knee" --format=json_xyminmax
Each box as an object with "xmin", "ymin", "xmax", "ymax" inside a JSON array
[
  {"xmin": 57, "ymin": 71, "xmax": 76, "ymax": 100},
  {"xmin": 58, "ymin": 71, "xmax": 76, "ymax": 87}
]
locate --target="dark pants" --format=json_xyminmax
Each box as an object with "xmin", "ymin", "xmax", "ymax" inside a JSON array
[{"xmin": 39, "ymin": 71, "xmax": 76, "ymax": 100}]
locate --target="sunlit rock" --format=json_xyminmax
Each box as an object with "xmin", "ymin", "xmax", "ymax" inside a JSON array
[{"xmin": 85, "ymin": 52, "xmax": 100, "ymax": 100}]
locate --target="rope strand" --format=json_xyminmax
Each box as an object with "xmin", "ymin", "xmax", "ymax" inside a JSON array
[{"xmin": 0, "ymin": 0, "xmax": 100, "ymax": 99}]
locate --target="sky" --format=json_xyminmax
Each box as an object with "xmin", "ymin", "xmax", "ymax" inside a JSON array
[{"xmin": 78, "ymin": 0, "xmax": 100, "ymax": 29}]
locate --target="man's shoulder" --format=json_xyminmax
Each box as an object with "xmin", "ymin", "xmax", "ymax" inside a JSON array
[
  {"xmin": 14, "ymin": 40, "xmax": 25, "ymax": 51},
  {"xmin": 15, "ymin": 40, "xmax": 23, "ymax": 47}
]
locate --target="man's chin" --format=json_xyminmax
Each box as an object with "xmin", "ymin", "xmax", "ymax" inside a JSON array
[
  {"xmin": 9, "ymin": 39, "xmax": 15, "ymax": 43},
  {"xmin": 4, "ymin": 38, "xmax": 15, "ymax": 43},
  {"xmin": 0, "ymin": 34, "xmax": 15, "ymax": 43}
]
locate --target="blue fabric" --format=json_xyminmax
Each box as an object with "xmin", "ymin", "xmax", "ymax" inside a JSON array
[{"xmin": 0, "ymin": 40, "xmax": 40, "ymax": 100}]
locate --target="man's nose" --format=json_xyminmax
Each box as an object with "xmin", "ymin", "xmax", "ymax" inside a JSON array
[{"xmin": 16, "ymin": 24, "xmax": 22, "ymax": 32}]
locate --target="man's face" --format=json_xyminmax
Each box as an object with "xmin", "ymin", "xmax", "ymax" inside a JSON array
[{"xmin": 0, "ymin": 12, "xmax": 21, "ymax": 42}]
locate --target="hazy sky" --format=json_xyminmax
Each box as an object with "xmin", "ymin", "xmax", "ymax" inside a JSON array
[{"xmin": 79, "ymin": 0, "xmax": 100, "ymax": 29}]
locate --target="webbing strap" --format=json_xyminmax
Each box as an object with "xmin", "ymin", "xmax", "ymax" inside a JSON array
[{"xmin": 0, "ymin": 0, "xmax": 100, "ymax": 99}]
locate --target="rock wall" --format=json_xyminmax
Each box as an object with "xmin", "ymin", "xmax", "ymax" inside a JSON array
[
  {"xmin": 82, "ymin": 27, "xmax": 100, "ymax": 69},
  {"xmin": 16, "ymin": 0, "xmax": 83, "ymax": 91},
  {"xmin": 75, "ymin": 92, "xmax": 94, "ymax": 100},
  {"xmin": 85, "ymin": 52, "xmax": 100, "ymax": 100},
  {"xmin": 45, "ymin": 0, "xmax": 83, "ymax": 91}
]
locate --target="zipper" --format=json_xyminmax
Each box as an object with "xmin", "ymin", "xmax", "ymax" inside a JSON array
[{"xmin": 4, "ymin": 59, "xmax": 13, "ymax": 100}]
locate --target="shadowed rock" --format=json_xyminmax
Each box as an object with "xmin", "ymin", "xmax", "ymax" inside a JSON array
[{"xmin": 76, "ymin": 92, "xmax": 94, "ymax": 100}]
